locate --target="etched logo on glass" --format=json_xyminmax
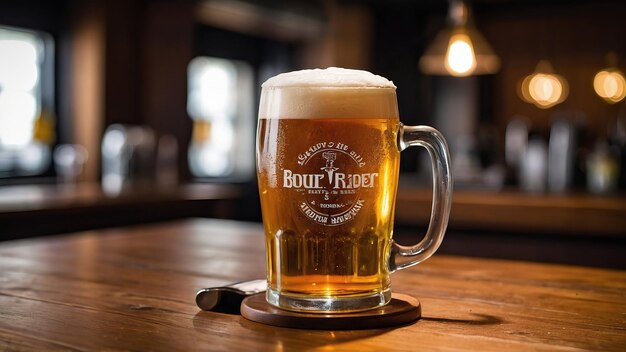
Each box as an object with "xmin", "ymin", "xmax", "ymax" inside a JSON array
[{"xmin": 282, "ymin": 141, "xmax": 378, "ymax": 226}]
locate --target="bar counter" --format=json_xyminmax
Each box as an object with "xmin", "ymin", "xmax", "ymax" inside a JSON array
[
  {"xmin": 0, "ymin": 219, "xmax": 624, "ymax": 350},
  {"xmin": 0, "ymin": 183, "xmax": 240, "ymax": 239},
  {"xmin": 395, "ymin": 187, "xmax": 626, "ymax": 237}
]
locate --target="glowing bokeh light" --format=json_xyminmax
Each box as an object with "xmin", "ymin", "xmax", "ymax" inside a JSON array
[
  {"xmin": 0, "ymin": 40, "xmax": 39, "ymax": 91},
  {"xmin": 0, "ymin": 90, "xmax": 38, "ymax": 147},
  {"xmin": 187, "ymin": 57, "xmax": 235, "ymax": 121},
  {"xmin": 444, "ymin": 34, "xmax": 476, "ymax": 76},
  {"xmin": 0, "ymin": 27, "xmax": 51, "ymax": 175},
  {"xmin": 528, "ymin": 74, "xmax": 563, "ymax": 107},
  {"xmin": 186, "ymin": 56, "xmax": 254, "ymax": 178},
  {"xmin": 594, "ymin": 69, "xmax": 626, "ymax": 103},
  {"xmin": 518, "ymin": 61, "xmax": 568, "ymax": 109},
  {"xmin": 0, "ymin": 30, "xmax": 43, "ymax": 152}
]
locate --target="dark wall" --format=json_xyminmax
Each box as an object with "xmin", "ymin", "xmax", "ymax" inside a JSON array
[
  {"xmin": 0, "ymin": 0, "xmax": 68, "ymax": 33},
  {"xmin": 371, "ymin": 2, "xmax": 443, "ymax": 172},
  {"xmin": 102, "ymin": 1, "xmax": 195, "ymax": 181},
  {"xmin": 370, "ymin": 0, "xmax": 626, "ymax": 172},
  {"xmin": 476, "ymin": 0, "xmax": 626, "ymax": 138},
  {"xmin": 104, "ymin": 0, "xmax": 143, "ymax": 127}
]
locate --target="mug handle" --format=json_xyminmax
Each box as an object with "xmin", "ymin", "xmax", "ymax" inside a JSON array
[{"xmin": 389, "ymin": 124, "xmax": 453, "ymax": 272}]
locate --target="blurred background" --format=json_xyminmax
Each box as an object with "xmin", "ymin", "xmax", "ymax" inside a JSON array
[{"xmin": 0, "ymin": 0, "xmax": 624, "ymax": 267}]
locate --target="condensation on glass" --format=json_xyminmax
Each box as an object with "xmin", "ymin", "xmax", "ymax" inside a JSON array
[
  {"xmin": 0, "ymin": 26, "xmax": 54, "ymax": 177},
  {"xmin": 186, "ymin": 56, "xmax": 255, "ymax": 179}
]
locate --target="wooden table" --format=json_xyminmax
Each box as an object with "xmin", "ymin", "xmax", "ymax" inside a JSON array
[{"xmin": 1, "ymin": 219, "xmax": 625, "ymax": 351}]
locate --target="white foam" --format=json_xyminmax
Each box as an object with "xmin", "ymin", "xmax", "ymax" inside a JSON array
[
  {"xmin": 262, "ymin": 67, "xmax": 396, "ymax": 88},
  {"xmin": 259, "ymin": 68, "xmax": 398, "ymax": 119}
]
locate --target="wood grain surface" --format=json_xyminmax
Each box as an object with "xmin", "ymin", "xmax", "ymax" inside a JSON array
[{"xmin": 0, "ymin": 219, "xmax": 625, "ymax": 351}]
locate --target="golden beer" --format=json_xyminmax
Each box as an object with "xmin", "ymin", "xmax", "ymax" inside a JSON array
[
  {"xmin": 257, "ymin": 68, "xmax": 452, "ymax": 312},
  {"xmin": 257, "ymin": 117, "xmax": 400, "ymax": 298}
]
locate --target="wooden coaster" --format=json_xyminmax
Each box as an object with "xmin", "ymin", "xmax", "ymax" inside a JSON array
[{"xmin": 241, "ymin": 293, "xmax": 420, "ymax": 330}]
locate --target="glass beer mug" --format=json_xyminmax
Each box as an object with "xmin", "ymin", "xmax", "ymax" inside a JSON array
[{"xmin": 256, "ymin": 68, "xmax": 452, "ymax": 312}]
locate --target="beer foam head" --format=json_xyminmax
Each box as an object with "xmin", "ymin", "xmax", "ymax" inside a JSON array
[
  {"xmin": 262, "ymin": 67, "xmax": 396, "ymax": 89},
  {"xmin": 260, "ymin": 67, "xmax": 398, "ymax": 119}
]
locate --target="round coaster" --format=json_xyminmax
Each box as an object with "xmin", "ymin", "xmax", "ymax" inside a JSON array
[{"xmin": 241, "ymin": 293, "xmax": 420, "ymax": 330}]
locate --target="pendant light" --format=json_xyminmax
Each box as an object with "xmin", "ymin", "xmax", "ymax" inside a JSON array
[
  {"xmin": 419, "ymin": 0, "xmax": 500, "ymax": 77},
  {"xmin": 593, "ymin": 53, "xmax": 626, "ymax": 104},
  {"xmin": 518, "ymin": 60, "xmax": 569, "ymax": 109}
]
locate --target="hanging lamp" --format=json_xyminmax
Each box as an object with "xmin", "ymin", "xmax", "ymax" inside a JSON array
[
  {"xmin": 593, "ymin": 53, "xmax": 626, "ymax": 104},
  {"xmin": 518, "ymin": 60, "xmax": 569, "ymax": 109},
  {"xmin": 419, "ymin": 0, "xmax": 500, "ymax": 77}
]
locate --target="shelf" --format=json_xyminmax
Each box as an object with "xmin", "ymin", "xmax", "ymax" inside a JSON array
[
  {"xmin": 395, "ymin": 187, "xmax": 626, "ymax": 237},
  {"xmin": 0, "ymin": 183, "xmax": 241, "ymax": 239}
]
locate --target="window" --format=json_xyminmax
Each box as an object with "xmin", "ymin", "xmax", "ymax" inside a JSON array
[
  {"xmin": 187, "ymin": 56, "xmax": 255, "ymax": 179},
  {"xmin": 0, "ymin": 26, "xmax": 54, "ymax": 177}
]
